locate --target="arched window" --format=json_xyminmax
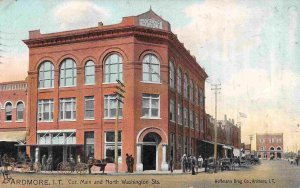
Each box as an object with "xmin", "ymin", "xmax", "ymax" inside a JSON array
[
  {"xmin": 177, "ymin": 68, "xmax": 182, "ymax": 94},
  {"xmin": 169, "ymin": 60, "xmax": 175, "ymax": 88},
  {"xmin": 60, "ymin": 59, "xmax": 77, "ymax": 87},
  {"xmin": 85, "ymin": 60, "xmax": 95, "ymax": 85},
  {"xmin": 189, "ymin": 80, "xmax": 193, "ymax": 101},
  {"xmin": 270, "ymin": 147, "xmax": 274, "ymax": 151},
  {"xmin": 5, "ymin": 102, "xmax": 12, "ymax": 121},
  {"xmin": 104, "ymin": 54, "xmax": 123, "ymax": 83},
  {"xmin": 16, "ymin": 102, "xmax": 24, "ymax": 121},
  {"xmin": 195, "ymin": 85, "xmax": 199, "ymax": 105},
  {"xmin": 38, "ymin": 61, "xmax": 54, "ymax": 88},
  {"xmin": 276, "ymin": 147, "xmax": 281, "ymax": 151},
  {"xmin": 142, "ymin": 54, "xmax": 160, "ymax": 83},
  {"xmin": 184, "ymin": 73, "xmax": 189, "ymax": 98}
]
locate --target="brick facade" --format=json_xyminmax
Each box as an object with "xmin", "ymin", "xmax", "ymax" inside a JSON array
[{"xmin": 256, "ymin": 133, "xmax": 283, "ymax": 159}]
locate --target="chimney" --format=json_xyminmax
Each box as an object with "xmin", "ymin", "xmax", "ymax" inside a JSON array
[{"xmin": 98, "ymin": 22, "xmax": 104, "ymax": 26}]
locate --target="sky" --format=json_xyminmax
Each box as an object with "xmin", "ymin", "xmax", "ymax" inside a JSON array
[{"xmin": 0, "ymin": 0, "xmax": 299, "ymax": 152}]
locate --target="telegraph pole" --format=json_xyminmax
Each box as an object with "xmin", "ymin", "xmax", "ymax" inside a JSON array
[
  {"xmin": 211, "ymin": 83, "xmax": 221, "ymax": 172},
  {"xmin": 114, "ymin": 79, "xmax": 125, "ymax": 173},
  {"xmin": 249, "ymin": 135, "xmax": 253, "ymax": 153}
]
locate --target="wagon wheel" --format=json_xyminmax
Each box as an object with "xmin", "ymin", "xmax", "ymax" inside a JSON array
[
  {"xmin": 21, "ymin": 164, "xmax": 30, "ymax": 173},
  {"xmin": 34, "ymin": 162, "xmax": 42, "ymax": 173},
  {"xmin": 57, "ymin": 162, "xmax": 72, "ymax": 174},
  {"xmin": 10, "ymin": 162, "xmax": 16, "ymax": 171},
  {"xmin": 75, "ymin": 163, "xmax": 88, "ymax": 174}
]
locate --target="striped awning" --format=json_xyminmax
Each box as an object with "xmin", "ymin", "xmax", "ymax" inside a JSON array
[{"xmin": 0, "ymin": 131, "xmax": 26, "ymax": 142}]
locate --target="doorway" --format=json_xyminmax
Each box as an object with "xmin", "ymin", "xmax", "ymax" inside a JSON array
[{"xmin": 142, "ymin": 145, "xmax": 156, "ymax": 170}]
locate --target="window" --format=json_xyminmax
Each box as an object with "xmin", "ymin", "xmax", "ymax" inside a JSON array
[
  {"xmin": 170, "ymin": 133, "xmax": 175, "ymax": 160},
  {"xmin": 59, "ymin": 98, "xmax": 76, "ymax": 120},
  {"xmin": 5, "ymin": 102, "xmax": 12, "ymax": 121},
  {"xmin": 16, "ymin": 102, "xmax": 24, "ymax": 121},
  {"xmin": 200, "ymin": 88, "xmax": 204, "ymax": 107},
  {"xmin": 200, "ymin": 116, "xmax": 204, "ymax": 132},
  {"xmin": 169, "ymin": 99, "xmax": 175, "ymax": 122},
  {"xmin": 142, "ymin": 94, "xmax": 160, "ymax": 118},
  {"xmin": 85, "ymin": 61, "xmax": 95, "ymax": 85},
  {"xmin": 177, "ymin": 68, "xmax": 182, "ymax": 94},
  {"xmin": 104, "ymin": 54, "xmax": 123, "ymax": 83},
  {"xmin": 38, "ymin": 99, "xmax": 53, "ymax": 122},
  {"xmin": 84, "ymin": 96, "xmax": 94, "ymax": 119},
  {"xmin": 104, "ymin": 94, "xmax": 123, "ymax": 118},
  {"xmin": 189, "ymin": 80, "xmax": 193, "ymax": 101},
  {"xmin": 60, "ymin": 59, "xmax": 77, "ymax": 87},
  {"xmin": 104, "ymin": 131, "xmax": 122, "ymax": 163},
  {"xmin": 195, "ymin": 115, "xmax": 199, "ymax": 131},
  {"xmin": 184, "ymin": 74, "xmax": 189, "ymax": 99},
  {"xmin": 177, "ymin": 103, "xmax": 182, "ymax": 125},
  {"xmin": 85, "ymin": 132, "xmax": 94, "ymax": 161},
  {"xmin": 184, "ymin": 107, "xmax": 188, "ymax": 127},
  {"xmin": 38, "ymin": 61, "xmax": 54, "ymax": 88},
  {"xmin": 169, "ymin": 60, "xmax": 175, "ymax": 88},
  {"xmin": 195, "ymin": 85, "xmax": 199, "ymax": 105},
  {"xmin": 189, "ymin": 110, "xmax": 194, "ymax": 129},
  {"xmin": 142, "ymin": 54, "xmax": 160, "ymax": 83}
]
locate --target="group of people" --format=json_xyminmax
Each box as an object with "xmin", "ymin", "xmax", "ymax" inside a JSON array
[
  {"xmin": 125, "ymin": 153, "xmax": 134, "ymax": 173},
  {"xmin": 179, "ymin": 154, "xmax": 203, "ymax": 175},
  {"xmin": 41, "ymin": 154, "xmax": 53, "ymax": 171}
]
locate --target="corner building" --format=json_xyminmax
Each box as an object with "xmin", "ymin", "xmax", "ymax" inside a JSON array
[{"xmin": 23, "ymin": 10, "xmax": 207, "ymax": 172}]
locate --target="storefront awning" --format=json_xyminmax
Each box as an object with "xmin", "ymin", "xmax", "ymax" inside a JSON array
[
  {"xmin": 201, "ymin": 140, "xmax": 224, "ymax": 146},
  {"xmin": 223, "ymin": 145, "xmax": 233, "ymax": 149},
  {"xmin": 16, "ymin": 144, "xmax": 83, "ymax": 147},
  {"xmin": 0, "ymin": 131, "xmax": 26, "ymax": 142}
]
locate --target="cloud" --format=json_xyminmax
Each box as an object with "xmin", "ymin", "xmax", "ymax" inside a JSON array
[
  {"xmin": 0, "ymin": 53, "xmax": 28, "ymax": 82},
  {"xmin": 53, "ymin": 1, "xmax": 110, "ymax": 30}
]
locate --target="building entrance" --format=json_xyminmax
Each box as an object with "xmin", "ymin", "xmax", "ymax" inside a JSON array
[{"xmin": 142, "ymin": 145, "xmax": 156, "ymax": 170}]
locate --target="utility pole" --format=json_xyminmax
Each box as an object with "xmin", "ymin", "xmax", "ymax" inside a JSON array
[
  {"xmin": 114, "ymin": 79, "xmax": 125, "ymax": 173},
  {"xmin": 211, "ymin": 83, "xmax": 221, "ymax": 172},
  {"xmin": 249, "ymin": 134, "xmax": 253, "ymax": 153}
]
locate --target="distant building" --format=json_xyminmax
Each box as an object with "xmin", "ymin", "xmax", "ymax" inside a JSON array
[
  {"xmin": 0, "ymin": 80, "xmax": 28, "ymax": 158},
  {"xmin": 256, "ymin": 133, "xmax": 283, "ymax": 159}
]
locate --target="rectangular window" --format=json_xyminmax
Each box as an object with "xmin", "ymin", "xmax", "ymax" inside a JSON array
[
  {"xmin": 200, "ymin": 117, "xmax": 204, "ymax": 132},
  {"xmin": 59, "ymin": 98, "xmax": 76, "ymax": 120},
  {"xmin": 84, "ymin": 96, "xmax": 94, "ymax": 119},
  {"xmin": 170, "ymin": 133, "xmax": 175, "ymax": 160},
  {"xmin": 104, "ymin": 95, "xmax": 123, "ymax": 119},
  {"xmin": 104, "ymin": 131, "xmax": 122, "ymax": 163},
  {"xmin": 177, "ymin": 103, "xmax": 182, "ymax": 125},
  {"xmin": 169, "ymin": 99, "xmax": 175, "ymax": 122},
  {"xmin": 84, "ymin": 132, "xmax": 94, "ymax": 162},
  {"xmin": 195, "ymin": 115, "xmax": 199, "ymax": 131},
  {"xmin": 142, "ymin": 94, "xmax": 160, "ymax": 118},
  {"xmin": 38, "ymin": 99, "xmax": 54, "ymax": 122},
  {"xmin": 184, "ymin": 107, "xmax": 188, "ymax": 127},
  {"xmin": 190, "ymin": 110, "xmax": 194, "ymax": 129}
]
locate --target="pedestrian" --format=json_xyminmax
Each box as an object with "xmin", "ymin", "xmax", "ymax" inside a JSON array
[
  {"xmin": 187, "ymin": 155, "xmax": 191, "ymax": 172},
  {"xmin": 126, "ymin": 153, "xmax": 130, "ymax": 173},
  {"xmin": 181, "ymin": 154, "xmax": 186, "ymax": 173},
  {"xmin": 296, "ymin": 155, "xmax": 299, "ymax": 166},
  {"xmin": 87, "ymin": 156, "xmax": 94, "ymax": 174},
  {"xmin": 41, "ymin": 154, "xmax": 47, "ymax": 171},
  {"xmin": 191, "ymin": 156, "xmax": 196, "ymax": 175},
  {"xmin": 204, "ymin": 158, "xmax": 208, "ymax": 172},
  {"xmin": 130, "ymin": 155, "xmax": 134, "ymax": 173},
  {"xmin": 198, "ymin": 155, "xmax": 203, "ymax": 169},
  {"xmin": 169, "ymin": 158, "xmax": 173, "ymax": 173},
  {"xmin": 46, "ymin": 154, "xmax": 53, "ymax": 171}
]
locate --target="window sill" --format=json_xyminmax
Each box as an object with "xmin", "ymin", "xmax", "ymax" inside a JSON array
[
  {"xmin": 38, "ymin": 87, "xmax": 54, "ymax": 90},
  {"xmin": 140, "ymin": 81, "xmax": 162, "ymax": 84},
  {"xmin": 59, "ymin": 86, "xmax": 76, "ymax": 88},
  {"xmin": 102, "ymin": 82, "xmax": 123, "ymax": 85},
  {"xmin": 84, "ymin": 118, "xmax": 95, "ymax": 121},
  {"xmin": 103, "ymin": 118, "xmax": 123, "ymax": 120},
  {"xmin": 140, "ymin": 117, "xmax": 161, "ymax": 120},
  {"xmin": 38, "ymin": 121, "xmax": 54, "ymax": 123},
  {"xmin": 59, "ymin": 119, "xmax": 76, "ymax": 122},
  {"xmin": 16, "ymin": 120, "xmax": 24, "ymax": 123},
  {"xmin": 4, "ymin": 121, "xmax": 12, "ymax": 123},
  {"xmin": 84, "ymin": 83, "xmax": 95, "ymax": 86},
  {"xmin": 170, "ymin": 120, "xmax": 176, "ymax": 123},
  {"xmin": 178, "ymin": 123, "xmax": 183, "ymax": 126}
]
